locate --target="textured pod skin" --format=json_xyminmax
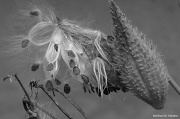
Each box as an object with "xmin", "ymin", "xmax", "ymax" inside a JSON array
[{"xmin": 102, "ymin": 0, "xmax": 170, "ymax": 109}]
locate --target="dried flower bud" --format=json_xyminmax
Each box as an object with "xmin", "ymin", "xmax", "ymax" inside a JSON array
[{"xmin": 67, "ymin": 50, "xmax": 76, "ymax": 57}]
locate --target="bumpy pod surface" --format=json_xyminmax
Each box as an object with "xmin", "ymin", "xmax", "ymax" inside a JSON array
[{"xmin": 107, "ymin": 0, "xmax": 170, "ymax": 109}]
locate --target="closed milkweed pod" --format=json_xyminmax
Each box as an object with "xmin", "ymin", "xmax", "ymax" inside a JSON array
[
  {"xmin": 64, "ymin": 84, "xmax": 71, "ymax": 94},
  {"xmin": 109, "ymin": 0, "xmax": 170, "ymax": 109}
]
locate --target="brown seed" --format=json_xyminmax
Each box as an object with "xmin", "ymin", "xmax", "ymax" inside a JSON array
[
  {"xmin": 55, "ymin": 78, "xmax": 61, "ymax": 85},
  {"xmin": 67, "ymin": 50, "xmax": 76, "ymax": 57},
  {"xmin": 64, "ymin": 84, "xmax": 71, "ymax": 94},
  {"xmin": 73, "ymin": 66, "xmax": 80, "ymax": 75},
  {"xmin": 81, "ymin": 74, "xmax": 89, "ymax": 85},
  {"xmin": 21, "ymin": 40, "xmax": 29, "ymax": 48},
  {"xmin": 46, "ymin": 63, "xmax": 54, "ymax": 71},
  {"xmin": 69, "ymin": 59, "xmax": 76, "ymax": 68},
  {"xmin": 31, "ymin": 63, "xmax": 39, "ymax": 72},
  {"xmin": 30, "ymin": 10, "xmax": 39, "ymax": 17},
  {"xmin": 46, "ymin": 80, "xmax": 53, "ymax": 91},
  {"xmin": 54, "ymin": 44, "xmax": 58, "ymax": 52}
]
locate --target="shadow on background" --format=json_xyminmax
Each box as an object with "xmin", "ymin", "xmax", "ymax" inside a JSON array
[{"xmin": 0, "ymin": 0, "xmax": 180, "ymax": 119}]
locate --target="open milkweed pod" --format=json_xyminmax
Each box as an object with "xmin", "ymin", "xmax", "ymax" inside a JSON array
[{"xmin": 108, "ymin": 0, "xmax": 170, "ymax": 109}]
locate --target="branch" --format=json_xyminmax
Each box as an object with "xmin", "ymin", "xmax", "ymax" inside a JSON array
[
  {"xmin": 169, "ymin": 77, "xmax": 180, "ymax": 96},
  {"xmin": 37, "ymin": 84, "xmax": 73, "ymax": 119},
  {"xmin": 13, "ymin": 74, "xmax": 58, "ymax": 119},
  {"xmin": 53, "ymin": 88, "xmax": 90, "ymax": 119}
]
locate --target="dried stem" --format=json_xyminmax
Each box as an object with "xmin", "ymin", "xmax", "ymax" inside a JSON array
[
  {"xmin": 53, "ymin": 88, "xmax": 90, "ymax": 119},
  {"xmin": 169, "ymin": 77, "xmax": 180, "ymax": 96},
  {"xmin": 37, "ymin": 84, "xmax": 74, "ymax": 119},
  {"xmin": 13, "ymin": 74, "xmax": 58, "ymax": 119}
]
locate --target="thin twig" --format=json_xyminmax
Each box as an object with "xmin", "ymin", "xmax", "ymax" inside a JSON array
[
  {"xmin": 169, "ymin": 77, "xmax": 180, "ymax": 95},
  {"xmin": 13, "ymin": 74, "xmax": 58, "ymax": 119},
  {"xmin": 53, "ymin": 88, "xmax": 90, "ymax": 119},
  {"xmin": 37, "ymin": 84, "xmax": 73, "ymax": 119}
]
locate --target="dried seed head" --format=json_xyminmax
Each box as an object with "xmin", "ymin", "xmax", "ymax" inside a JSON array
[
  {"xmin": 64, "ymin": 84, "xmax": 71, "ymax": 94},
  {"xmin": 29, "ymin": 10, "xmax": 39, "ymax": 17},
  {"xmin": 73, "ymin": 66, "xmax": 80, "ymax": 75},
  {"xmin": 109, "ymin": 0, "xmax": 169, "ymax": 109}
]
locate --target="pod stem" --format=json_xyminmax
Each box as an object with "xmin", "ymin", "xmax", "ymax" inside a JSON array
[
  {"xmin": 13, "ymin": 74, "xmax": 58, "ymax": 119},
  {"xmin": 169, "ymin": 77, "xmax": 180, "ymax": 96},
  {"xmin": 53, "ymin": 88, "xmax": 90, "ymax": 119}
]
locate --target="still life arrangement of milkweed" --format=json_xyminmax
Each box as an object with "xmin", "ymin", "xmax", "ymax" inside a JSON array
[{"xmin": 1, "ymin": 0, "xmax": 180, "ymax": 119}]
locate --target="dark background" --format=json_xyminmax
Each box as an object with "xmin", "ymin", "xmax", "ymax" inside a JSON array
[{"xmin": 0, "ymin": 0, "xmax": 180, "ymax": 119}]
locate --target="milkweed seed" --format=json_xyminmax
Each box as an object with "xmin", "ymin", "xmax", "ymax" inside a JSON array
[
  {"xmin": 107, "ymin": 35, "xmax": 114, "ymax": 44},
  {"xmin": 95, "ymin": 87, "xmax": 101, "ymax": 97},
  {"xmin": 90, "ymin": 84, "xmax": 95, "ymax": 93},
  {"xmin": 30, "ymin": 11, "xmax": 39, "ymax": 17},
  {"xmin": 46, "ymin": 80, "xmax": 53, "ymax": 91},
  {"xmin": 103, "ymin": 88, "xmax": 110, "ymax": 95},
  {"xmin": 31, "ymin": 63, "xmax": 39, "ymax": 72},
  {"xmin": 67, "ymin": 50, "xmax": 76, "ymax": 57},
  {"xmin": 21, "ymin": 40, "xmax": 29, "ymax": 48},
  {"xmin": 73, "ymin": 66, "xmax": 80, "ymax": 75},
  {"xmin": 69, "ymin": 59, "xmax": 76, "ymax": 68},
  {"xmin": 54, "ymin": 44, "xmax": 58, "ymax": 52},
  {"xmin": 46, "ymin": 63, "xmax": 54, "ymax": 71},
  {"xmin": 81, "ymin": 74, "xmax": 89, "ymax": 85},
  {"xmin": 83, "ymin": 84, "xmax": 87, "ymax": 93},
  {"xmin": 54, "ymin": 78, "xmax": 61, "ymax": 85},
  {"xmin": 64, "ymin": 84, "xmax": 71, "ymax": 94}
]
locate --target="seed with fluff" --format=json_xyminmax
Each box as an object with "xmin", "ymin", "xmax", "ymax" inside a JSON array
[
  {"xmin": 67, "ymin": 50, "xmax": 76, "ymax": 57},
  {"xmin": 64, "ymin": 84, "xmax": 71, "ymax": 94},
  {"xmin": 69, "ymin": 59, "xmax": 76, "ymax": 68},
  {"xmin": 21, "ymin": 40, "xmax": 29, "ymax": 48},
  {"xmin": 73, "ymin": 66, "xmax": 80, "ymax": 75},
  {"xmin": 31, "ymin": 63, "xmax": 39, "ymax": 72},
  {"xmin": 46, "ymin": 63, "xmax": 54, "ymax": 71}
]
